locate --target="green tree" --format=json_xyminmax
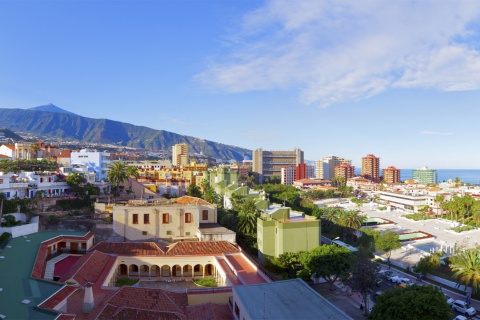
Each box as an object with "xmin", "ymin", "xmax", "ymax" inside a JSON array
[
  {"xmin": 337, "ymin": 210, "xmax": 365, "ymax": 242},
  {"xmin": 277, "ymin": 252, "xmax": 303, "ymax": 278},
  {"xmin": 376, "ymin": 230, "xmax": 402, "ymax": 268},
  {"xmin": 369, "ymin": 284, "xmax": 452, "ymax": 320},
  {"xmin": 461, "ymin": 194, "xmax": 475, "ymax": 224},
  {"xmin": 300, "ymin": 244, "xmax": 353, "ymax": 290},
  {"xmin": 450, "ymin": 248, "xmax": 480, "ymax": 295},
  {"xmin": 186, "ymin": 184, "xmax": 202, "ymax": 198},
  {"xmin": 127, "ymin": 166, "xmax": 139, "ymax": 179},
  {"xmin": 107, "ymin": 161, "xmax": 129, "ymax": 196},
  {"xmin": 413, "ymin": 254, "xmax": 440, "ymax": 277},
  {"xmin": 350, "ymin": 248, "xmax": 380, "ymax": 316},
  {"xmin": 434, "ymin": 194, "xmax": 445, "ymax": 216},
  {"xmin": 356, "ymin": 228, "xmax": 381, "ymax": 254},
  {"xmin": 236, "ymin": 199, "xmax": 259, "ymax": 235}
]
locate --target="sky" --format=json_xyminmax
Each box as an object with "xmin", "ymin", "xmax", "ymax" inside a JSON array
[{"xmin": 2, "ymin": 0, "xmax": 480, "ymax": 169}]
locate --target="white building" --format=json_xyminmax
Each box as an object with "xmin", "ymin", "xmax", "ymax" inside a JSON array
[
  {"xmin": 0, "ymin": 171, "xmax": 70, "ymax": 199},
  {"xmin": 281, "ymin": 166, "xmax": 296, "ymax": 185},
  {"xmin": 0, "ymin": 144, "xmax": 14, "ymax": 160},
  {"xmin": 316, "ymin": 155, "xmax": 351, "ymax": 179},
  {"xmin": 70, "ymin": 149, "xmax": 110, "ymax": 181}
]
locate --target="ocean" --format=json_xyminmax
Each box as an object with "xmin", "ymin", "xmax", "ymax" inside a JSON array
[{"xmin": 353, "ymin": 169, "xmax": 480, "ymax": 185}]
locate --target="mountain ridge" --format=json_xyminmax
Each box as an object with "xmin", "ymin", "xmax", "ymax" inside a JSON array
[{"xmin": 0, "ymin": 107, "xmax": 251, "ymax": 160}]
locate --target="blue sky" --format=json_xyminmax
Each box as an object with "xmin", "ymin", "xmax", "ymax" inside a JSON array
[{"xmin": 2, "ymin": 0, "xmax": 480, "ymax": 169}]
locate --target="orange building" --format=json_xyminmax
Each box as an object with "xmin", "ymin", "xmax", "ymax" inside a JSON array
[
  {"xmin": 334, "ymin": 162, "xmax": 355, "ymax": 184},
  {"xmin": 362, "ymin": 154, "xmax": 380, "ymax": 183},
  {"xmin": 383, "ymin": 166, "xmax": 401, "ymax": 184}
]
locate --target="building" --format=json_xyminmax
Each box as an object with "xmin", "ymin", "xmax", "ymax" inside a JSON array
[
  {"xmin": 292, "ymin": 178, "xmax": 331, "ymax": 190},
  {"xmin": 15, "ymin": 142, "xmax": 34, "ymax": 160},
  {"xmin": 362, "ymin": 154, "xmax": 380, "ymax": 182},
  {"xmin": 296, "ymin": 163, "xmax": 315, "ymax": 180},
  {"xmin": 377, "ymin": 190, "xmax": 428, "ymax": 212},
  {"xmin": 232, "ymin": 279, "xmax": 351, "ymax": 320},
  {"xmin": 257, "ymin": 205, "xmax": 320, "ymax": 264},
  {"xmin": 70, "ymin": 149, "xmax": 111, "ymax": 181},
  {"xmin": 112, "ymin": 196, "xmax": 218, "ymax": 241},
  {"xmin": 383, "ymin": 166, "xmax": 401, "ymax": 184},
  {"xmin": 252, "ymin": 148, "xmax": 304, "ymax": 183},
  {"xmin": 334, "ymin": 162, "xmax": 355, "ymax": 184},
  {"xmin": 316, "ymin": 155, "xmax": 351, "ymax": 179},
  {"xmin": 0, "ymin": 171, "xmax": 70, "ymax": 199},
  {"xmin": 281, "ymin": 166, "xmax": 296, "ymax": 185},
  {"xmin": 0, "ymin": 144, "xmax": 14, "ymax": 159},
  {"xmin": 413, "ymin": 166, "xmax": 438, "ymax": 185},
  {"xmin": 172, "ymin": 143, "xmax": 188, "ymax": 167}
]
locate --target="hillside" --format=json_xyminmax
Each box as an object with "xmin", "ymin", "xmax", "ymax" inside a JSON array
[{"xmin": 0, "ymin": 108, "xmax": 251, "ymax": 160}]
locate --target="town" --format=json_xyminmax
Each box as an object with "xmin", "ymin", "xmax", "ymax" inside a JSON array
[{"xmin": 0, "ymin": 141, "xmax": 478, "ymax": 319}]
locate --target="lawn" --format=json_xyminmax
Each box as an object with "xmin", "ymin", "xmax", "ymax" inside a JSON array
[{"xmin": 193, "ymin": 278, "xmax": 217, "ymax": 287}]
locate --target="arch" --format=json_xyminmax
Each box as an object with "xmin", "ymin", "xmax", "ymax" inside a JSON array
[
  {"xmin": 140, "ymin": 264, "xmax": 150, "ymax": 277},
  {"xmin": 161, "ymin": 265, "xmax": 171, "ymax": 277},
  {"xmin": 193, "ymin": 264, "xmax": 203, "ymax": 277},
  {"xmin": 151, "ymin": 265, "xmax": 160, "ymax": 277},
  {"xmin": 182, "ymin": 264, "xmax": 193, "ymax": 277},
  {"xmin": 172, "ymin": 264, "xmax": 182, "ymax": 277},
  {"xmin": 205, "ymin": 264, "xmax": 214, "ymax": 276},
  {"xmin": 118, "ymin": 264, "xmax": 128, "ymax": 276},
  {"xmin": 129, "ymin": 264, "xmax": 139, "ymax": 275}
]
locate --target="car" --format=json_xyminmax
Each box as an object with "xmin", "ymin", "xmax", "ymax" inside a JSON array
[
  {"xmin": 451, "ymin": 300, "xmax": 476, "ymax": 316},
  {"xmin": 397, "ymin": 278, "xmax": 412, "ymax": 285},
  {"xmin": 453, "ymin": 315, "xmax": 467, "ymax": 320},
  {"xmin": 444, "ymin": 294, "xmax": 454, "ymax": 306},
  {"xmin": 378, "ymin": 269, "xmax": 394, "ymax": 277},
  {"xmin": 387, "ymin": 275, "xmax": 399, "ymax": 282}
]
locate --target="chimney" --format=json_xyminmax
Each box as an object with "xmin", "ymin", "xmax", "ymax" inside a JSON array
[{"xmin": 83, "ymin": 282, "xmax": 94, "ymax": 313}]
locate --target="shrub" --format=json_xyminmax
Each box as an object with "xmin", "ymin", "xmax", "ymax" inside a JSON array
[
  {"xmin": 104, "ymin": 216, "xmax": 113, "ymax": 223},
  {"xmin": 2, "ymin": 215, "xmax": 17, "ymax": 227},
  {"xmin": 378, "ymin": 206, "xmax": 387, "ymax": 211},
  {"xmin": 115, "ymin": 278, "xmax": 139, "ymax": 287},
  {"xmin": 403, "ymin": 213, "xmax": 430, "ymax": 221},
  {"xmin": 449, "ymin": 225, "xmax": 476, "ymax": 233}
]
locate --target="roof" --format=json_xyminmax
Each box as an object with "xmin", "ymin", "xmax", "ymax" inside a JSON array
[
  {"xmin": 185, "ymin": 302, "xmax": 233, "ymax": 320},
  {"xmin": 198, "ymin": 223, "xmax": 236, "ymax": 235},
  {"xmin": 38, "ymin": 285, "xmax": 79, "ymax": 310},
  {"xmin": 174, "ymin": 196, "xmax": 212, "ymax": 206},
  {"xmin": 3, "ymin": 144, "xmax": 14, "ymax": 150},
  {"xmin": 58, "ymin": 250, "xmax": 116, "ymax": 287},
  {"xmin": 96, "ymin": 287, "xmax": 188, "ymax": 320},
  {"xmin": 233, "ymin": 279, "xmax": 352, "ymax": 320},
  {"xmin": 166, "ymin": 241, "xmax": 240, "ymax": 256},
  {"xmin": 91, "ymin": 241, "xmax": 166, "ymax": 256}
]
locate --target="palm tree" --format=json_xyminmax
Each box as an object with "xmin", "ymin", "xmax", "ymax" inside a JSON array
[
  {"xmin": 107, "ymin": 161, "xmax": 129, "ymax": 198},
  {"xmin": 127, "ymin": 166, "xmax": 139, "ymax": 179},
  {"xmin": 462, "ymin": 194, "xmax": 475, "ymax": 224},
  {"xmin": 451, "ymin": 248, "xmax": 480, "ymax": 295},
  {"xmin": 337, "ymin": 210, "xmax": 365, "ymax": 242},
  {"xmin": 237, "ymin": 212, "xmax": 257, "ymax": 235},
  {"xmin": 434, "ymin": 194, "xmax": 445, "ymax": 216}
]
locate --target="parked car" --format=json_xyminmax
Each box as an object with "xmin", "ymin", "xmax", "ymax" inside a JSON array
[
  {"xmin": 397, "ymin": 278, "xmax": 412, "ymax": 285},
  {"xmin": 378, "ymin": 269, "xmax": 393, "ymax": 276},
  {"xmin": 444, "ymin": 294, "xmax": 454, "ymax": 306},
  {"xmin": 451, "ymin": 300, "xmax": 476, "ymax": 316},
  {"xmin": 453, "ymin": 315, "xmax": 467, "ymax": 320},
  {"xmin": 387, "ymin": 275, "xmax": 399, "ymax": 282}
]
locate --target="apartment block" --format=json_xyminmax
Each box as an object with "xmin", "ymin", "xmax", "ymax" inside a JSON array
[
  {"xmin": 316, "ymin": 155, "xmax": 351, "ymax": 179},
  {"xmin": 334, "ymin": 162, "xmax": 355, "ymax": 183},
  {"xmin": 362, "ymin": 154, "xmax": 380, "ymax": 183},
  {"xmin": 413, "ymin": 166, "xmax": 438, "ymax": 185},
  {"xmin": 172, "ymin": 143, "xmax": 188, "ymax": 167},
  {"xmin": 252, "ymin": 148, "xmax": 304, "ymax": 183},
  {"xmin": 383, "ymin": 166, "xmax": 401, "ymax": 184}
]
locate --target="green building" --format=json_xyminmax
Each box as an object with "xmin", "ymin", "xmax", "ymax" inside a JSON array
[
  {"xmin": 257, "ymin": 205, "xmax": 321, "ymax": 264},
  {"xmin": 412, "ymin": 166, "xmax": 437, "ymax": 184}
]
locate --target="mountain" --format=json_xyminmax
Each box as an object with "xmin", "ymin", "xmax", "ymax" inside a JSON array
[
  {"xmin": 0, "ymin": 107, "xmax": 251, "ymax": 160},
  {"xmin": 0, "ymin": 128, "xmax": 23, "ymax": 141},
  {"xmin": 29, "ymin": 103, "xmax": 77, "ymax": 115}
]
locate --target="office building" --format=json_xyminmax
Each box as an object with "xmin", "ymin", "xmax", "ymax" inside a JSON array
[
  {"xmin": 172, "ymin": 143, "xmax": 188, "ymax": 167},
  {"xmin": 362, "ymin": 154, "xmax": 380, "ymax": 182},
  {"xmin": 413, "ymin": 166, "xmax": 438, "ymax": 185},
  {"xmin": 383, "ymin": 166, "xmax": 401, "ymax": 184},
  {"xmin": 252, "ymin": 148, "xmax": 304, "ymax": 183},
  {"xmin": 316, "ymin": 155, "xmax": 351, "ymax": 179}
]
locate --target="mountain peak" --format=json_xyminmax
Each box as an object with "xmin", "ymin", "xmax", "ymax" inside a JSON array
[{"xmin": 29, "ymin": 104, "xmax": 76, "ymax": 115}]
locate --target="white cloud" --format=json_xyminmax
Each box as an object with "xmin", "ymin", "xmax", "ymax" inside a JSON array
[
  {"xmin": 197, "ymin": 0, "xmax": 480, "ymax": 106},
  {"xmin": 419, "ymin": 131, "xmax": 455, "ymax": 136}
]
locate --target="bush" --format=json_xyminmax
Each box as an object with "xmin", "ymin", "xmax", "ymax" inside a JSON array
[
  {"xmin": 115, "ymin": 278, "xmax": 139, "ymax": 287},
  {"xmin": 378, "ymin": 206, "xmax": 387, "ymax": 211},
  {"xmin": 103, "ymin": 216, "xmax": 113, "ymax": 223},
  {"xmin": 2, "ymin": 215, "xmax": 17, "ymax": 227},
  {"xmin": 0, "ymin": 232, "xmax": 12, "ymax": 249},
  {"xmin": 403, "ymin": 213, "xmax": 430, "ymax": 221},
  {"xmin": 449, "ymin": 225, "xmax": 476, "ymax": 233}
]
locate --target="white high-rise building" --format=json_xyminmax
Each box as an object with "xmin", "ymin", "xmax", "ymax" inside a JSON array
[
  {"xmin": 70, "ymin": 149, "xmax": 111, "ymax": 181},
  {"xmin": 316, "ymin": 155, "xmax": 351, "ymax": 180}
]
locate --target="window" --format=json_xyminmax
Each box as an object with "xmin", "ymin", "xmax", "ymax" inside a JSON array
[
  {"xmin": 185, "ymin": 212, "xmax": 191, "ymax": 223},
  {"xmin": 235, "ymin": 303, "xmax": 240, "ymax": 317},
  {"xmin": 133, "ymin": 214, "xmax": 138, "ymax": 224},
  {"xmin": 144, "ymin": 214, "xmax": 150, "ymax": 224},
  {"xmin": 142, "ymin": 231, "xmax": 147, "ymax": 235},
  {"xmin": 202, "ymin": 210, "xmax": 209, "ymax": 221},
  {"xmin": 163, "ymin": 213, "xmax": 169, "ymax": 224}
]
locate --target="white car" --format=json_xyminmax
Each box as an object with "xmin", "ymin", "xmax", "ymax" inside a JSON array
[
  {"xmin": 444, "ymin": 294, "xmax": 454, "ymax": 306},
  {"xmin": 453, "ymin": 315, "xmax": 467, "ymax": 320},
  {"xmin": 397, "ymin": 278, "xmax": 412, "ymax": 285},
  {"xmin": 451, "ymin": 300, "xmax": 476, "ymax": 316},
  {"xmin": 387, "ymin": 275, "xmax": 399, "ymax": 282}
]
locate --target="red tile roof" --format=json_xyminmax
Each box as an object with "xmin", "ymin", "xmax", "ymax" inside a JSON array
[
  {"xmin": 59, "ymin": 250, "xmax": 116, "ymax": 287},
  {"xmin": 3, "ymin": 144, "xmax": 14, "ymax": 150},
  {"xmin": 224, "ymin": 254, "xmax": 267, "ymax": 285},
  {"xmin": 56, "ymin": 314, "xmax": 77, "ymax": 320},
  {"xmin": 166, "ymin": 241, "xmax": 240, "ymax": 256},
  {"xmin": 91, "ymin": 241, "xmax": 165, "ymax": 256},
  {"xmin": 96, "ymin": 287, "xmax": 188, "ymax": 320},
  {"xmin": 38, "ymin": 285, "xmax": 79, "ymax": 310},
  {"xmin": 31, "ymin": 232, "xmax": 94, "ymax": 279},
  {"xmin": 185, "ymin": 303, "xmax": 233, "ymax": 320},
  {"xmin": 174, "ymin": 196, "xmax": 212, "ymax": 206}
]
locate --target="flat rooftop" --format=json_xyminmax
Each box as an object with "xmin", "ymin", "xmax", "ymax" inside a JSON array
[{"xmin": 0, "ymin": 230, "xmax": 86, "ymax": 320}]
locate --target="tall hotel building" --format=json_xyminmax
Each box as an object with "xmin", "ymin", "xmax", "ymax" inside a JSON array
[
  {"xmin": 316, "ymin": 155, "xmax": 351, "ymax": 179},
  {"xmin": 172, "ymin": 143, "xmax": 188, "ymax": 167},
  {"xmin": 334, "ymin": 162, "xmax": 355, "ymax": 183},
  {"xmin": 253, "ymin": 148, "xmax": 304, "ymax": 183},
  {"xmin": 383, "ymin": 166, "xmax": 401, "ymax": 184},
  {"xmin": 412, "ymin": 166, "xmax": 437, "ymax": 185},
  {"xmin": 281, "ymin": 163, "xmax": 315, "ymax": 185},
  {"xmin": 361, "ymin": 154, "xmax": 380, "ymax": 182}
]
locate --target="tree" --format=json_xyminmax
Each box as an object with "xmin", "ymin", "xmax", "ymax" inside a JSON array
[
  {"xmin": 186, "ymin": 184, "xmax": 202, "ymax": 198},
  {"xmin": 356, "ymin": 228, "xmax": 381, "ymax": 254},
  {"xmin": 413, "ymin": 254, "xmax": 440, "ymax": 277},
  {"xmin": 277, "ymin": 252, "xmax": 303, "ymax": 278},
  {"xmin": 300, "ymin": 244, "xmax": 353, "ymax": 290},
  {"xmin": 434, "ymin": 194, "xmax": 445, "ymax": 216},
  {"xmin": 450, "ymin": 248, "xmax": 480, "ymax": 295},
  {"xmin": 369, "ymin": 284, "xmax": 452, "ymax": 320},
  {"xmin": 376, "ymin": 230, "xmax": 402, "ymax": 268},
  {"xmin": 350, "ymin": 248, "xmax": 380, "ymax": 316},
  {"xmin": 107, "ymin": 161, "xmax": 129, "ymax": 196},
  {"xmin": 127, "ymin": 166, "xmax": 139, "ymax": 179},
  {"xmin": 419, "ymin": 205, "xmax": 430, "ymax": 218},
  {"xmin": 461, "ymin": 194, "xmax": 475, "ymax": 224},
  {"xmin": 236, "ymin": 199, "xmax": 259, "ymax": 235},
  {"xmin": 337, "ymin": 210, "xmax": 365, "ymax": 242}
]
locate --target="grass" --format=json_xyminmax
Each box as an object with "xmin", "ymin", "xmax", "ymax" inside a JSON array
[
  {"xmin": 449, "ymin": 225, "xmax": 476, "ymax": 233},
  {"xmin": 115, "ymin": 278, "xmax": 139, "ymax": 287},
  {"xmin": 403, "ymin": 213, "xmax": 430, "ymax": 221},
  {"xmin": 193, "ymin": 278, "xmax": 217, "ymax": 287}
]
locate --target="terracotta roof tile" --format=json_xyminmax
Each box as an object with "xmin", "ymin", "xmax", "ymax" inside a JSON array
[
  {"xmin": 174, "ymin": 196, "xmax": 212, "ymax": 206},
  {"xmin": 91, "ymin": 241, "xmax": 165, "ymax": 256},
  {"xmin": 59, "ymin": 250, "xmax": 116, "ymax": 286},
  {"xmin": 4, "ymin": 144, "xmax": 14, "ymax": 150},
  {"xmin": 185, "ymin": 303, "xmax": 233, "ymax": 320},
  {"xmin": 166, "ymin": 241, "xmax": 240, "ymax": 256},
  {"xmin": 56, "ymin": 314, "xmax": 77, "ymax": 320},
  {"xmin": 97, "ymin": 306, "xmax": 185, "ymax": 320},
  {"xmin": 38, "ymin": 285, "xmax": 79, "ymax": 310}
]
